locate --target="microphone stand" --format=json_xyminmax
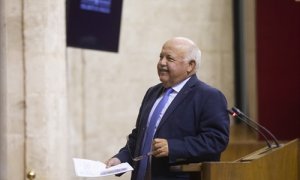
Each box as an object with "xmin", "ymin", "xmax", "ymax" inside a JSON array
[
  {"xmin": 228, "ymin": 109, "xmax": 272, "ymax": 148},
  {"xmin": 228, "ymin": 107, "xmax": 280, "ymax": 148}
]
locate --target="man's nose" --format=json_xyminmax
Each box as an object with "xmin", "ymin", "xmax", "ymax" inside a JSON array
[{"xmin": 159, "ymin": 57, "xmax": 167, "ymax": 65}]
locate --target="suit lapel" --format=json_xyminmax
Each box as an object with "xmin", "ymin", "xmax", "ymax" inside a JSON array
[
  {"xmin": 139, "ymin": 86, "xmax": 164, "ymax": 130},
  {"xmin": 156, "ymin": 75, "xmax": 198, "ymax": 132},
  {"xmin": 135, "ymin": 86, "xmax": 164, "ymax": 157}
]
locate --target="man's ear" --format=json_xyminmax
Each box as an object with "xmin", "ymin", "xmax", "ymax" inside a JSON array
[{"xmin": 187, "ymin": 60, "xmax": 196, "ymax": 74}]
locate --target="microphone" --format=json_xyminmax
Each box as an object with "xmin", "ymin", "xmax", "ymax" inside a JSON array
[{"xmin": 228, "ymin": 107, "xmax": 280, "ymax": 148}]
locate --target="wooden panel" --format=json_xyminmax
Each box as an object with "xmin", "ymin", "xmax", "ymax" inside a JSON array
[{"xmin": 221, "ymin": 141, "xmax": 265, "ymax": 161}]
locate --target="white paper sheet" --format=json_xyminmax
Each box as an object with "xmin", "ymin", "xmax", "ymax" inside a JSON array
[{"xmin": 73, "ymin": 158, "xmax": 133, "ymax": 177}]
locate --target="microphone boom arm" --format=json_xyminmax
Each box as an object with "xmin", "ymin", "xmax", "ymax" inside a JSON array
[
  {"xmin": 228, "ymin": 109, "xmax": 272, "ymax": 148},
  {"xmin": 229, "ymin": 107, "xmax": 280, "ymax": 148}
]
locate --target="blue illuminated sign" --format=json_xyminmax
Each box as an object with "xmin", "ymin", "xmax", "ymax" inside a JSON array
[{"xmin": 80, "ymin": 0, "xmax": 112, "ymax": 14}]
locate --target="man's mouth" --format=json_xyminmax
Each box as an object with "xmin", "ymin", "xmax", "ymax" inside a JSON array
[{"xmin": 158, "ymin": 68, "xmax": 168, "ymax": 73}]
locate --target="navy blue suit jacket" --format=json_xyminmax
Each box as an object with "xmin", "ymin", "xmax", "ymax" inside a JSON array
[{"xmin": 115, "ymin": 75, "xmax": 230, "ymax": 180}]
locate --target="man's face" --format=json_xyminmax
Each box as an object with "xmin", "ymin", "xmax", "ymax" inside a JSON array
[{"xmin": 157, "ymin": 40, "xmax": 193, "ymax": 88}]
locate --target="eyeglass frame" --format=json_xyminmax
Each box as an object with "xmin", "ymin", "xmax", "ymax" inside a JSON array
[{"xmin": 126, "ymin": 136, "xmax": 153, "ymax": 162}]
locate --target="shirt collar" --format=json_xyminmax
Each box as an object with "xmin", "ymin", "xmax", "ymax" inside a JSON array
[{"xmin": 171, "ymin": 77, "xmax": 191, "ymax": 93}]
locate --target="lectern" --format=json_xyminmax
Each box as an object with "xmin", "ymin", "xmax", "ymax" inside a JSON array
[{"xmin": 174, "ymin": 139, "xmax": 299, "ymax": 180}]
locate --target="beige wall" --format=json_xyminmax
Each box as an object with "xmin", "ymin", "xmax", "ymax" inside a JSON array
[
  {"xmin": 0, "ymin": 0, "xmax": 7, "ymax": 178},
  {"xmin": 1, "ymin": 0, "xmax": 25, "ymax": 179},
  {"xmin": 1, "ymin": 0, "xmax": 236, "ymax": 179},
  {"xmin": 244, "ymin": 0, "xmax": 257, "ymax": 120},
  {"xmin": 1, "ymin": 0, "xmax": 70, "ymax": 179}
]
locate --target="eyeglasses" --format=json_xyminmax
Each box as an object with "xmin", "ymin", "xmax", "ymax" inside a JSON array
[{"xmin": 126, "ymin": 136, "xmax": 153, "ymax": 162}]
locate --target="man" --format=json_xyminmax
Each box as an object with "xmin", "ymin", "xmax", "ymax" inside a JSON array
[{"xmin": 106, "ymin": 37, "xmax": 229, "ymax": 180}]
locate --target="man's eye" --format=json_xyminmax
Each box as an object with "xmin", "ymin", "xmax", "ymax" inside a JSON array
[{"xmin": 167, "ymin": 57, "xmax": 175, "ymax": 62}]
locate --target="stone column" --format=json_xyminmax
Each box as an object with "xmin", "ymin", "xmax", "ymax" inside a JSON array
[
  {"xmin": 1, "ymin": 0, "xmax": 71, "ymax": 178},
  {"xmin": 23, "ymin": 0, "xmax": 69, "ymax": 179},
  {"xmin": 1, "ymin": 0, "xmax": 26, "ymax": 179},
  {"xmin": 0, "ymin": 0, "xmax": 7, "ymax": 179}
]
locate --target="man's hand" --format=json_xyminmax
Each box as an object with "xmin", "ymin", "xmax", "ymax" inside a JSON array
[
  {"xmin": 152, "ymin": 138, "xmax": 169, "ymax": 157},
  {"xmin": 105, "ymin": 157, "xmax": 121, "ymax": 168}
]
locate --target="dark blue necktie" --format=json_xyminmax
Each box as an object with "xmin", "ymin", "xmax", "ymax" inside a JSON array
[{"xmin": 136, "ymin": 88, "xmax": 173, "ymax": 179}]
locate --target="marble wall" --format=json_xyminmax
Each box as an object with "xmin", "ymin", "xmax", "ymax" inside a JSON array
[{"xmin": 1, "ymin": 0, "xmax": 235, "ymax": 179}]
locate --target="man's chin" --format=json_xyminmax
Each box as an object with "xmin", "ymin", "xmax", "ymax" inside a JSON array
[
  {"xmin": 159, "ymin": 75, "xmax": 168, "ymax": 82},
  {"xmin": 159, "ymin": 77, "xmax": 171, "ymax": 87}
]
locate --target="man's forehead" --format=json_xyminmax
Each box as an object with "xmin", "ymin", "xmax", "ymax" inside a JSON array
[
  {"xmin": 160, "ymin": 47, "xmax": 177, "ymax": 56},
  {"xmin": 165, "ymin": 38, "xmax": 193, "ymax": 46},
  {"xmin": 161, "ymin": 43, "xmax": 188, "ymax": 55}
]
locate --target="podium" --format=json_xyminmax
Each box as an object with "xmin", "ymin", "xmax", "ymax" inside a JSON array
[{"xmin": 174, "ymin": 139, "xmax": 299, "ymax": 180}]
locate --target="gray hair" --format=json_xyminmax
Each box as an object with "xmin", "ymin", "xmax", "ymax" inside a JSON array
[
  {"xmin": 185, "ymin": 44, "xmax": 201, "ymax": 70},
  {"xmin": 173, "ymin": 37, "xmax": 202, "ymax": 70}
]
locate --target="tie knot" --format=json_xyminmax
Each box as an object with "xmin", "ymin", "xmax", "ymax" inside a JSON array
[{"xmin": 165, "ymin": 88, "xmax": 173, "ymax": 96}]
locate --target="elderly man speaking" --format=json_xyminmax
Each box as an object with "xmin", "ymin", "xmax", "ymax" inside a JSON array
[{"xmin": 106, "ymin": 37, "xmax": 230, "ymax": 180}]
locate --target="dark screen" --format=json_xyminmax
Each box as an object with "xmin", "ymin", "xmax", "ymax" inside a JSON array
[{"xmin": 66, "ymin": 0, "xmax": 123, "ymax": 52}]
